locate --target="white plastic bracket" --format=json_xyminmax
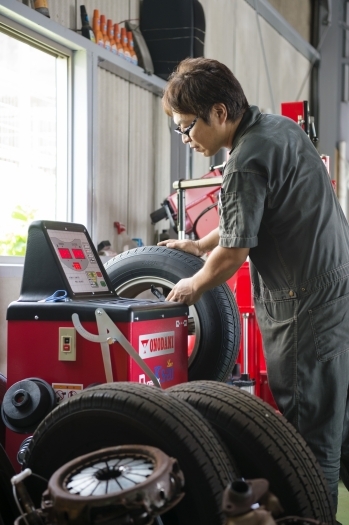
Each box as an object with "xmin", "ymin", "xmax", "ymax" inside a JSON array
[{"xmin": 71, "ymin": 308, "xmax": 161, "ymax": 388}]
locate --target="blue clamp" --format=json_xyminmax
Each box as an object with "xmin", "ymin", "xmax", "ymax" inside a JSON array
[{"xmin": 44, "ymin": 290, "xmax": 70, "ymax": 302}]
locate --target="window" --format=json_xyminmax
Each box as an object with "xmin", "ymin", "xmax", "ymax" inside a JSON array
[{"xmin": 0, "ymin": 29, "xmax": 69, "ymax": 255}]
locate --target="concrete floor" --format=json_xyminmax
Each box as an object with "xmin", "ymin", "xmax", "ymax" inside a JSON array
[{"xmin": 337, "ymin": 481, "xmax": 349, "ymax": 524}]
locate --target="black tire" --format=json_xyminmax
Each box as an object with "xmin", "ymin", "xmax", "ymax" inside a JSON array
[
  {"xmin": 104, "ymin": 246, "xmax": 240, "ymax": 382},
  {"xmin": 168, "ymin": 381, "xmax": 335, "ymax": 525},
  {"xmin": 23, "ymin": 382, "xmax": 237, "ymax": 525},
  {"xmin": 0, "ymin": 444, "xmax": 18, "ymax": 525}
]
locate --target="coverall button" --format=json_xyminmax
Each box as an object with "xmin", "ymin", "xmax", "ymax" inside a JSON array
[
  {"xmin": 289, "ymin": 290, "xmax": 294, "ymax": 297},
  {"xmin": 301, "ymin": 287, "xmax": 306, "ymax": 292}
]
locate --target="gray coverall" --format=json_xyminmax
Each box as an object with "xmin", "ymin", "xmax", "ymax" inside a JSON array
[{"xmin": 219, "ymin": 105, "xmax": 349, "ymax": 509}]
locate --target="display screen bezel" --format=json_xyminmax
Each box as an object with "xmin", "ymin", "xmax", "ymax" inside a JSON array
[{"xmin": 42, "ymin": 220, "xmax": 116, "ymax": 299}]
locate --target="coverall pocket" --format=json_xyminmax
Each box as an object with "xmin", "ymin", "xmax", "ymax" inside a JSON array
[
  {"xmin": 263, "ymin": 299, "xmax": 296, "ymax": 323},
  {"xmin": 309, "ymin": 292, "xmax": 349, "ymax": 361}
]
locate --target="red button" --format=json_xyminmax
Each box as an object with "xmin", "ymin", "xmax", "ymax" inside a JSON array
[{"xmin": 63, "ymin": 344, "xmax": 70, "ymax": 351}]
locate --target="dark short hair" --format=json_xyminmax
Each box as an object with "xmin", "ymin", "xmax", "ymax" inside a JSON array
[{"xmin": 162, "ymin": 57, "xmax": 249, "ymax": 123}]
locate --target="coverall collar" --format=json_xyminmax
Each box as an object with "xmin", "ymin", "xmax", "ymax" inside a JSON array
[{"xmin": 230, "ymin": 105, "xmax": 263, "ymax": 154}]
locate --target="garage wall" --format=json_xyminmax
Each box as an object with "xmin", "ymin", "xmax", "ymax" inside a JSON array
[
  {"xmin": 0, "ymin": 269, "xmax": 22, "ymax": 376},
  {"xmin": 94, "ymin": 71, "xmax": 169, "ymax": 248},
  {"xmin": 267, "ymin": 0, "xmax": 311, "ymax": 42},
  {"xmin": 55, "ymin": 0, "xmax": 170, "ymax": 247},
  {"xmin": 48, "ymin": 0, "xmax": 139, "ymax": 33},
  {"xmin": 191, "ymin": 0, "xmax": 312, "ymax": 178}
]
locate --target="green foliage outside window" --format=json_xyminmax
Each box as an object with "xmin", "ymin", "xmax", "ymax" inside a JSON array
[{"xmin": 0, "ymin": 206, "xmax": 36, "ymax": 256}]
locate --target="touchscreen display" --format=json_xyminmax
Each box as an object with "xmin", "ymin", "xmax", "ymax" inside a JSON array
[{"xmin": 47, "ymin": 228, "xmax": 110, "ymax": 294}]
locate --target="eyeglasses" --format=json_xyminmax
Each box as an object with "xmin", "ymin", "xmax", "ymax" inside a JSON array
[{"xmin": 174, "ymin": 117, "xmax": 198, "ymax": 137}]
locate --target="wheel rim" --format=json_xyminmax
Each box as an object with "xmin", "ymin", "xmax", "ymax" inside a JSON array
[
  {"xmin": 114, "ymin": 276, "xmax": 201, "ymax": 366},
  {"xmin": 65, "ymin": 454, "xmax": 155, "ymax": 496}
]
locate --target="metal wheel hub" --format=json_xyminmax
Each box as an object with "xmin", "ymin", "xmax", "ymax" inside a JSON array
[{"xmin": 114, "ymin": 275, "xmax": 201, "ymax": 365}]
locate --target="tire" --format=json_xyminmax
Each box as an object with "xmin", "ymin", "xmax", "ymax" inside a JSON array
[
  {"xmin": 23, "ymin": 382, "xmax": 237, "ymax": 525},
  {"xmin": 0, "ymin": 444, "xmax": 18, "ymax": 525},
  {"xmin": 168, "ymin": 381, "xmax": 335, "ymax": 525},
  {"xmin": 104, "ymin": 246, "xmax": 240, "ymax": 382}
]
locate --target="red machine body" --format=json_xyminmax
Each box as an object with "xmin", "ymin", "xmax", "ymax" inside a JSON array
[
  {"xmin": 4, "ymin": 220, "xmax": 189, "ymax": 471},
  {"xmin": 227, "ymin": 265, "xmax": 277, "ymax": 408},
  {"xmin": 280, "ymin": 101, "xmax": 308, "ymax": 132},
  {"xmin": 6, "ymin": 300, "xmax": 188, "ymax": 470}
]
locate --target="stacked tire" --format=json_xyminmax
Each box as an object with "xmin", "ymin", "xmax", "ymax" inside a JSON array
[
  {"xmin": 21, "ymin": 382, "xmax": 236, "ymax": 525},
  {"xmin": 168, "ymin": 381, "xmax": 335, "ymax": 523},
  {"xmin": 20, "ymin": 381, "xmax": 335, "ymax": 525}
]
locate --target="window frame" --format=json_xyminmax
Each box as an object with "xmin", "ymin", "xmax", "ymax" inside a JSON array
[
  {"xmin": 0, "ymin": 2, "xmax": 82, "ymax": 265},
  {"xmin": 0, "ymin": 0, "xmax": 166, "ymax": 271}
]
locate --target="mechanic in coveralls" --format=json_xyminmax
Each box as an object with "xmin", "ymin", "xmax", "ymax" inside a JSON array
[{"xmin": 158, "ymin": 57, "xmax": 349, "ymax": 518}]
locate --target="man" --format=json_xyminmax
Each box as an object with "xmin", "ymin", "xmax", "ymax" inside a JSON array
[{"xmin": 158, "ymin": 57, "xmax": 349, "ymax": 516}]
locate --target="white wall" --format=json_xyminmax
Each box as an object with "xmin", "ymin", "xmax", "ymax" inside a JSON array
[
  {"xmin": 192, "ymin": 0, "xmax": 312, "ymax": 178},
  {"xmin": 267, "ymin": 0, "xmax": 311, "ymax": 42},
  {"xmin": 93, "ymin": 72, "xmax": 170, "ymax": 248},
  {"xmin": 0, "ymin": 265, "xmax": 22, "ymax": 375}
]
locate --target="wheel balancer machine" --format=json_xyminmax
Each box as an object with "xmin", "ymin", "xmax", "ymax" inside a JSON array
[{"xmin": 3, "ymin": 220, "xmax": 189, "ymax": 469}]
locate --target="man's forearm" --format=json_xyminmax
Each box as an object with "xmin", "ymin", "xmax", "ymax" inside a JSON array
[
  {"xmin": 197, "ymin": 227, "xmax": 220, "ymax": 254},
  {"xmin": 165, "ymin": 244, "xmax": 249, "ymax": 305},
  {"xmin": 193, "ymin": 245, "xmax": 249, "ymax": 293}
]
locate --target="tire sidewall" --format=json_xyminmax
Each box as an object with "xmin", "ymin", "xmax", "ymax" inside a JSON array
[
  {"xmin": 24, "ymin": 383, "xmax": 235, "ymax": 525},
  {"xmin": 105, "ymin": 247, "xmax": 240, "ymax": 382}
]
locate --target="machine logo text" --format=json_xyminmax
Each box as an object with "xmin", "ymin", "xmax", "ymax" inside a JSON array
[{"xmin": 139, "ymin": 331, "xmax": 175, "ymax": 358}]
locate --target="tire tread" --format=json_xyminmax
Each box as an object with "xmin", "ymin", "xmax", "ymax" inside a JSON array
[
  {"xmin": 105, "ymin": 247, "xmax": 240, "ymax": 382},
  {"xmin": 168, "ymin": 381, "xmax": 335, "ymax": 524},
  {"xmin": 24, "ymin": 382, "xmax": 237, "ymax": 525}
]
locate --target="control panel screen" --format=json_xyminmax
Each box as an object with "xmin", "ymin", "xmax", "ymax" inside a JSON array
[{"xmin": 46, "ymin": 228, "xmax": 111, "ymax": 295}]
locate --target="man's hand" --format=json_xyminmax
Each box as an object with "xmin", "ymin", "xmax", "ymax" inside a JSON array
[
  {"xmin": 157, "ymin": 227, "xmax": 220, "ymax": 256},
  {"xmin": 166, "ymin": 277, "xmax": 201, "ymax": 306},
  {"xmin": 157, "ymin": 239, "xmax": 204, "ymax": 257},
  {"xmin": 166, "ymin": 245, "xmax": 250, "ymax": 306}
]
